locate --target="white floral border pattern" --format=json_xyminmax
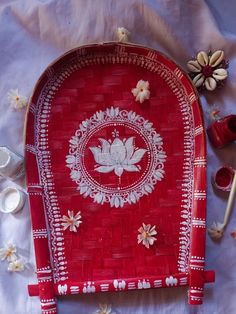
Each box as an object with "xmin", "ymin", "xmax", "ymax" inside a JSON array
[{"xmin": 66, "ymin": 107, "xmax": 166, "ymax": 208}]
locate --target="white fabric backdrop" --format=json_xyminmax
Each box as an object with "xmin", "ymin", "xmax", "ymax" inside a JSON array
[{"xmin": 0, "ymin": 1, "xmax": 235, "ymax": 313}]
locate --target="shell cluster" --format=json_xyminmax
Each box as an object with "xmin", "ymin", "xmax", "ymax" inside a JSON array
[{"xmin": 187, "ymin": 50, "xmax": 228, "ymax": 91}]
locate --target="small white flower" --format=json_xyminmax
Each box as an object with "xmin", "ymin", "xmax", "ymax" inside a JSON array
[
  {"xmin": 137, "ymin": 223, "xmax": 157, "ymax": 248},
  {"xmin": 95, "ymin": 304, "xmax": 115, "ymax": 314},
  {"xmin": 207, "ymin": 104, "xmax": 221, "ymax": 121},
  {"xmin": 208, "ymin": 221, "xmax": 224, "ymax": 240},
  {"xmin": 131, "ymin": 80, "xmax": 150, "ymax": 103},
  {"xmin": 0, "ymin": 244, "xmax": 17, "ymax": 262},
  {"xmin": 7, "ymin": 89, "xmax": 28, "ymax": 109},
  {"xmin": 8, "ymin": 259, "xmax": 24, "ymax": 272},
  {"xmin": 117, "ymin": 27, "xmax": 130, "ymax": 42},
  {"xmin": 61, "ymin": 210, "xmax": 82, "ymax": 232}
]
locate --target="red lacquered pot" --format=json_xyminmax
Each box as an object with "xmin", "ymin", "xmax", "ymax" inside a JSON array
[
  {"xmin": 213, "ymin": 166, "xmax": 235, "ymax": 192},
  {"xmin": 207, "ymin": 115, "xmax": 236, "ymax": 148}
]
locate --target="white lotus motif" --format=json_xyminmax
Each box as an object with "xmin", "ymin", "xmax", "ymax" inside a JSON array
[{"xmin": 89, "ymin": 137, "xmax": 147, "ymax": 177}]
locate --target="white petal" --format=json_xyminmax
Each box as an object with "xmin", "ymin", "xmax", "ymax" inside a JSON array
[
  {"xmin": 187, "ymin": 60, "xmax": 201, "ymax": 72},
  {"xmin": 128, "ymin": 192, "xmax": 137, "ymax": 204},
  {"xmin": 89, "ymin": 147, "xmax": 103, "ymax": 164},
  {"xmin": 124, "ymin": 137, "xmax": 134, "ymax": 160},
  {"xmin": 114, "ymin": 197, "xmax": 120, "ymax": 208},
  {"xmin": 138, "ymin": 226, "xmax": 144, "ymax": 233},
  {"xmin": 7, "ymin": 253, "xmax": 17, "ymax": 262},
  {"xmin": 68, "ymin": 210, "xmax": 74, "ymax": 218},
  {"xmin": 131, "ymin": 87, "xmax": 139, "ymax": 97},
  {"xmin": 212, "ymin": 68, "xmax": 228, "ymax": 81},
  {"xmin": 128, "ymin": 148, "xmax": 147, "ymax": 165},
  {"xmin": 137, "ymin": 80, "xmax": 149, "ymax": 89},
  {"xmin": 136, "ymin": 90, "xmax": 150, "ymax": 103},
  {"xmin": 197, "ymin": 51, "xmax": 209, "ymax": 66},
  {"xmin": 110, "ymin": 138, "xmax": 126, "ymax": 163},
  {"xmin": 148, "ymin": 237, "xmax": 155, "ymax": 245},
  {"xmin": 143, "ymin": 223, "xmax": 150, "ymax": 231},
  {"xmin": 90, "ymin": 142, "xmax": 113, "ymax": 165},
  {"xmin": 114, "ymin": 165, "xmax": 124, "ymax": 177},
  {"xmin": 74, "ymin": 211, "xmax": 81, "ymax": 219},
  {"xmin": 70, "ymin": 224, "xmax": 77, "ymax": 232},
  {"xmin": 209, "ymin": 50, "xmax": 224, "ymax": 67},
  {"xmin": 70, "ymin": 170, "xmax": 81, "ymax": 180},
  {"xmin": 94, "ymin": 193, "xmax": 104, "ymax": 204},
  {"xmin": 123, "ymin": 164, "xmax": 139, "ymax": 172},
  {"xmin": 137, "ymin": 235, "xmax": 143, "ymax": 243},
  {"xmin": 99, "ymin": 138, "xmax": 110, "ymax": 155},
  {"xmin": 205, "ymin": 77, "xmax": 217, "ymax": 91},
  {"xmin": 66, "ymin": 155, "xmax": 76, "ymax": 164},
  {"xmin": 149, "ymin": 229, "xmax": 157, "ymax": 236},
  {"xmin": 192, "ymin": 73, "xmax": 205, "ymax": 87},
  {"xmin": 150, "ymin": 225, "xmax": 157, "ymax": 233},
  {"xmin": 143, "ymin": 238, "xmax": 150, "ymax": 248},
  {"xmin": 144, "ymin": 184, "xmax": 153, "ymax": 193},
  {"xmin": 95, "ymin": 165, "xmax": 115, "ymax": 173},
  {"xmin": 154, "ymin": 169, "xmax": 165, "ymax": 180}
]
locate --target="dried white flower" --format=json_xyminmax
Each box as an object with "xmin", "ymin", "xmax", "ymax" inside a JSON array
[
  {"xmin": 208, "ymin": 221, "xmax": 224, "ymax": 240},
  {"xmin": 61, "ymin": 210, "xmax": 82, "ymax": 232},
  {"xmin": 7, "ymin": 259, "xmax": 25, "ymax": 272},
  {"xmin": 0, "ymin": 244, "xmax": 17, "ymax": 262},
  {"xmin": 187, "ymin": 50, "xmax": 228, "ymax": 91},
  {"xmin": 138, "ymin": 223, "xmax": 157, "ymax": 248},
  {"xmin": 117, "ymin": 27, "xmax": 130, "ymax": 42},
  {"xmin": 207, "ymin": 104, "xmax": 221, "ymax": 121},
  {"xmin": 95, "ymin": 304, "xmax": 115, "ymax": 314},
  {"xmin": 131, "ymin": 80, "xmax": 150, "ymax": 103},
  {"xmin": 7, "ymin": 89, "xmax": 28, "ymax": 109}
]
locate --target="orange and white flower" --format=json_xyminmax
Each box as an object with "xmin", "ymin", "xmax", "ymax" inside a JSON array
[
  {"xmin": 7, "ymin": 259, "xmax": 24, "ymax": 272},
  {"xmin": 132, "ymin": 80, "xmax": 150, "ymax": 103},
  {"xmin": 61, "ymin": 210, "xmax": 82, "ymax": 232},
  {"xmin": 138, "ymin": 223, "xmax": 157, "ymax": 248},
  {"xmin": 7, "ymin": 89, "xmax": 28, "ymax": 109},
  {"xmin": 0, "ymin": 244, "xmax": 17, "ymax": 262},
  {"xmin": 117, "ymin": 27, "xmax": 130, "ymax": 42},
  {"xmin": 207, "ymin": 104, "xmax": 221, "ymax": 121},
  {"xmin": 208, "ymin": 221, "xmax": 224, "ymax": 240},
  {"xmin": 95, "ymin": 304, "xmax": 115, "ymax": 314}
]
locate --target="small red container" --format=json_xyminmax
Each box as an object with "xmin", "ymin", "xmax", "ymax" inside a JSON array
[
  {"xmin": 207, "ymin": 115, "xmax": 236, "ymax": 148},
  {"xmin": 213, "ymin": 166, "xmax": 235, "ymax": 192}
]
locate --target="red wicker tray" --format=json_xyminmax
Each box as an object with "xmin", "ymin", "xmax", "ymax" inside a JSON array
[{"xmin": 25, "ymin": 42, "xmax": 214, "ymax": 314}]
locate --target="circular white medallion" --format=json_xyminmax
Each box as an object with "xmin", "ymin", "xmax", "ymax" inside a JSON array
[{"xmin": 66, "ymin": 107, "xmax": 166, "ymax": 208}]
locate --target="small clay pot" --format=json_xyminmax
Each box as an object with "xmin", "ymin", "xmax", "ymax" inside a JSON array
[{"xmin": 213, "ymin": 166, "xmax": 235, "ymax": 192}]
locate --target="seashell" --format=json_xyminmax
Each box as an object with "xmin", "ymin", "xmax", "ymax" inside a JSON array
[
  {"xmin": 192, "ymin": 73, "xmax": 204, "ymax": 87},
  {"xmin": 187, "ymin": 60, "xmax": 201, "ymax": 72},
  {"xmin": 212, "ymin": 68, "xmax": 228, "ymax": 81},
  {"xmin": 205, "ymin": 77, "xmax": 217, "ymax": 91},
  {"xmin": 197, "ymin": 51, "xmax": 209, "ymax": 66},
  {"xmin": 209, "ymin": 50, "xmax": 224, "ymax": 67}
]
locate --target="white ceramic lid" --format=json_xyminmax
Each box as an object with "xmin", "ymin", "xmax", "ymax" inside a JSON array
[{"xmin": 0, "ymin": 187, "xmax": 25, "ymax": 214}]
